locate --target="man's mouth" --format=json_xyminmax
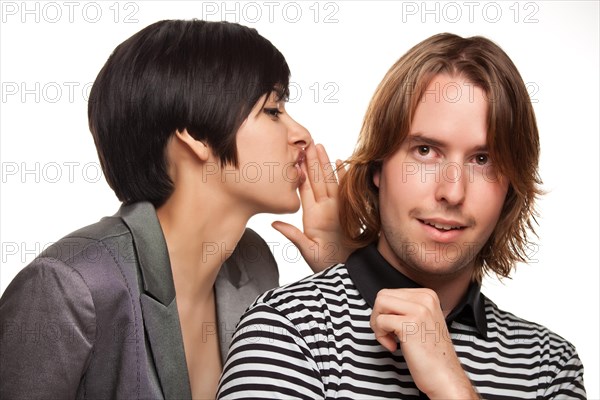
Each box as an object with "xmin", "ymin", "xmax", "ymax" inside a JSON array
[{"xmin": 418, "ymin": 219, "xmax": 466, "ymax": 231}]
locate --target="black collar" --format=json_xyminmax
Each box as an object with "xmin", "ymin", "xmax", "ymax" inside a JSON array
[{"xmin": 346, "ymin": 243, "xmax": 488, "ymax": 338}]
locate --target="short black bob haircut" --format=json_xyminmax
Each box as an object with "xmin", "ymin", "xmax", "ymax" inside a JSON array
[{"xmin": 88, "ymin": 19, "xmax": 291, "ymax": 207}]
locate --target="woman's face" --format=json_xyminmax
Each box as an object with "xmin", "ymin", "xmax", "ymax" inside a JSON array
[{"xmin": 220, "ymin": 91, "xmax": 311, "ymax": 215}]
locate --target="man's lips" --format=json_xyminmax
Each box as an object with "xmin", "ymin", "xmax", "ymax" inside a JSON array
[
  {"xmin": 417, "ymin": 218, "xmax": 468, "ymax": 231},
  {"xmin": 417, "ymin": 218, "xmax": 468, "ymax": 243}
]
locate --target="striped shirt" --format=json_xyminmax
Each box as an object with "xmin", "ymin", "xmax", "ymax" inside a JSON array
[{"xmin": 218, "ymin": 245, "xmax": 586, "ymax": 399}]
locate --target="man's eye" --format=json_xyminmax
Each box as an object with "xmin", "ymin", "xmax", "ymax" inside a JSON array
[
  {"xmin": 417, "ymin": 146, "xmax": 430, "ymax": 156},
  {"xmin": 475, "ymin": 154, "xmax": 489, "ymax": 165},
  {"xmin": 264, "ymin": 108, "xmax": 281, "ymax": 118}
]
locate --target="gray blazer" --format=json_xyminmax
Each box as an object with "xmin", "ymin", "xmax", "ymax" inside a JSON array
[{"xmin": 0, "ymin": 202, "xmax": 279, "ymax": 399}]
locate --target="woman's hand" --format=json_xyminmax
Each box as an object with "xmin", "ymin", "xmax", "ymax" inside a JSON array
[{"xmin": 272, "ymin": 143, "xmax": 353, "ymax": 273}]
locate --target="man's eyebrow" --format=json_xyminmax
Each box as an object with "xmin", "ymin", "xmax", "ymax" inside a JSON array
[
  {"xmin": 407, "ymin": 132, "xmax": 489, "ymax": 152},
  {"xmin": 406, "ymin": 133, "xmax": 447, "ymax": 148}
]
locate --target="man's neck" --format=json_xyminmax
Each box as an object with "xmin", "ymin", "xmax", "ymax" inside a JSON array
[
  {"xmin": 376, "ymin": 239, "xmax": 475, "ymax": 317},
  {"xmin": 422, "ymin": 273, "xmax": 473, "ymax": 318}
]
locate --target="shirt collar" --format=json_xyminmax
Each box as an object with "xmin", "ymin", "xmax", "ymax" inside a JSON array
[{"xmin": 346, "ymin": 243, "xmax": 488, "ymax": 338}]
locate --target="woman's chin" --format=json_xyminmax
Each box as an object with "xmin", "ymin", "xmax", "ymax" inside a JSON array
[{"xmin": 269, "ymin": 196, "xmax": 301, "ymax": 215}]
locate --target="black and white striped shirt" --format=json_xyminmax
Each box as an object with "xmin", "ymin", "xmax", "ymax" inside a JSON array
[{"xmin": 218, "ymin": 245, "xmax": 586, "ymax": 399}]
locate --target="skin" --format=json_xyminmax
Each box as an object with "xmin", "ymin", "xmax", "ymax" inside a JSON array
[
  {"xmin": 370, "ymin": 74, "xmax": 509, "ymax": 399},
  {"xmin": 219, "ymin": 91, "xmax": 311, "ymax": 216},
  {"xmin": 273, "ymin": 144, "xmax": 350, "ymax": 271},
  {"xmin": 156, "ymin": 91, "xmax": 347, "ymax": 399}
]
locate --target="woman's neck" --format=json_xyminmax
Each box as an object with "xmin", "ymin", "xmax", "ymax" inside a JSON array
[{"xmin": 156, "ymin": 186, "xmax": 250, "ymax": 303}]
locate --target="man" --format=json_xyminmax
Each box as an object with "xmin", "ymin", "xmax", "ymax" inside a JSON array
[{"xmin": 217, "ymin": 33, "xmax": 586, "ymax": 399}]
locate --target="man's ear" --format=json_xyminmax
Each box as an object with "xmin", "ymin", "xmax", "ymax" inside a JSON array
[{"xmin": 174, "ymin": 129, "xmax": 210, "ymax": 162}]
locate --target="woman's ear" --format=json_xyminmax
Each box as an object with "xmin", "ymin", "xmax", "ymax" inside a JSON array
[
  {"xmin": 372, "ymin": 169, "xmax": 381, "ymax": 188},
  {"xmin": 174, "ymin": 129, "xmax": 210, "ymax": 162}
]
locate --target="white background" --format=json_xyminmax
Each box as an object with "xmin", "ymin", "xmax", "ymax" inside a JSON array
[{"xmin": 1, "ymin": 1, "xmax": 598, "ymax": 397}]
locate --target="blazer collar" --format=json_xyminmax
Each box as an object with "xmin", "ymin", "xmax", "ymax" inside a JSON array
[
  {"xmin": 117, "ymin": 203, "xmax": 265, "ymax": 391},
  {"xmin": 117, "ymin": 202, "xmax": 192, "ymax": 399},
  {"xmin": 215, "ymin": 258, "xmax": 251, "ymax": 363},
  {"xmin": 117, "ymin": 201, "xmax": 175, "ymax": 306},
  {"xmin": 213, "ymin": 228, "xmax": 273, "ymax": 362}
]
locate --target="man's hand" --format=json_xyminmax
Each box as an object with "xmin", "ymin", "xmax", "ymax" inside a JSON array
[
  {"xmin": 272, "ymin": 143, "xmax": 353, "ymax": 273},
  {"xmin": 371, "ymin": 288, "xmax": 480, "ymax": 399}
]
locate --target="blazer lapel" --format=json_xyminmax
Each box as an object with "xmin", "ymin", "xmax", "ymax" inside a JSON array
[
  {"xmin": 118, "ymin": 202, "xmax": 192, "ymax": 399},
  {"xmin": 214, "ymin": 229, "xmax": 280, "ymax": 363},
  {"xmin": 215, "ymin": 256, "xmax": 256, "ymax": 363},
  {"xmin": 141, "ymin": 294, "xmax": 191, "ymax": 399}
]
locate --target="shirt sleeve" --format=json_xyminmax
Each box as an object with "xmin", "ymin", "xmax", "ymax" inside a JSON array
[
  {"xmin": 542, "ymin": 344, "xmax": 587, "ymax": 399},
  {"xmin": 217, "ymin": 303, "xmax": 325, "ymax": 399},
  {"xmin": 0, "ymin": 258, "xmax": 96, "ymax": 400}
]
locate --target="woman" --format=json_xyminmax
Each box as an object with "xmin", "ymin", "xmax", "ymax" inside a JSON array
[{"xmin": 0, "ymin": 20, "xmax": 348, "ymax": 399}]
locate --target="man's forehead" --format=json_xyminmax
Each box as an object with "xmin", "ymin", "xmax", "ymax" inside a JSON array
[{"xmin": 418, "ymin": 78, "xmax": 487, "ymax": 103}]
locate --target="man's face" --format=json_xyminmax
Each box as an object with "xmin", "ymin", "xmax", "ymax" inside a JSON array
[{"xmin": 374, "ymin": 74, "xmax": 509, "ymax": 283}]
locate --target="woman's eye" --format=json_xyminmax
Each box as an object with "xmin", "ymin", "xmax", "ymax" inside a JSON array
[{"xmin": 264, "ymin": 108, "xmax": 281, "ymax": 118}]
